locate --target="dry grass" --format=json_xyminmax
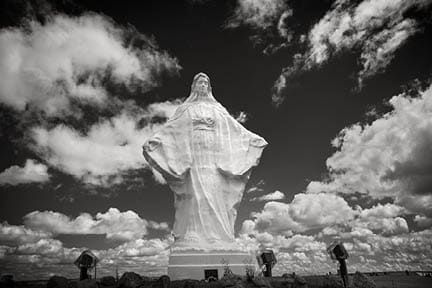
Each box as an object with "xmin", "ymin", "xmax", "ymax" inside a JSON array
[
  {"xmin": 372, "ymin": 275, "xmax": 432, "ymax": 288},
  {"xmin": 9, "ymin": 274, "xmax": 432, "ymax": 288}
]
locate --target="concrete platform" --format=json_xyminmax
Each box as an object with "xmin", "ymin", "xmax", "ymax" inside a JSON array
[{"xmin": 168, "ymin": 252, "xmax": 258, "ymax": 280}]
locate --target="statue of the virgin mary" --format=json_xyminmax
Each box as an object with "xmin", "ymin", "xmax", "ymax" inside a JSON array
[{"xmin": 143, "ymin": 72, "xmax": 267, "ymax": 252}]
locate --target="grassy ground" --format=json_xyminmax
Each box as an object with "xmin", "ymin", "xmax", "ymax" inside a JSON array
[
  {"xmin": 9, "ymin": 274, "xmax": 432, "ymax": 288},
  {"xmin": 12, "ymin": 279, "xmax": 49, "ymax": 288},
  {"xmin": 304, "ymin": 274, "xmax": 432, "ymax": 288},
  {"xmin": 371, "ymin": 275, "xmax": 432, "ymax": 288}
]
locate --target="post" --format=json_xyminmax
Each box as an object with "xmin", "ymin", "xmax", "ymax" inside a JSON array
[
  {"xmin": 264, "ymin": 263, "xmax": 272, "ymax": 277},
  {"xmin": 338, "ymin": 259, "xmax": 348, "ymax": 288},
  {"xmin": 94, "ymin": 263, "xmax": 97, "ymax": 280},
  {"xmin": 80, "ymin": 267, "xmax": 89, "ymax": 280}
]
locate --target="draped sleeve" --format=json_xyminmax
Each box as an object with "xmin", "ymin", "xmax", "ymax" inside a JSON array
[
  {"xmin": 216, "ymin": 112, "xmax": 267, "ymax": 177},
  {"xmin": 142, "ymin": 109, "xmax": 193, "ymax": 182}
]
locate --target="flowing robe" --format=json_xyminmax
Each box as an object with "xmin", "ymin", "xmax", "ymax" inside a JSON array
[{"xmin": 143, "ymin": 101, "xmax": 267, "ymax": 251}]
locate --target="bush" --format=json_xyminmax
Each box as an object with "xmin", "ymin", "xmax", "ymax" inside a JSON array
[
  {"xmin": 118, "ymin": 272, "xmax": 144, "ymax": 288},
  {"xmin": 292, "ymin": 275, "xmax": 307, "ymax": 288},
  {"xmin": 153, "ymin": 275, "xmax": 170, "ymax": 288},
  {"xmin": 303, "ymin": 275, "xmax": 343, "ymax": 288},
  {"xmin": 46, "ymin": 276, "xmax": 75, "ymax": 288},
  {"xmin": 352, "ymin": 272, "xmax": 376, "ymax": 288},
  {"xmin": 77, "ymin": 279, "xmax": 98, "ymax": 288},
  {"xmin": 100, "ymin": 276, "xmax": 116, "ymax": 287}
]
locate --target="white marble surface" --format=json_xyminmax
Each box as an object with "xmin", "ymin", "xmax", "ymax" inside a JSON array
[
  {"xmin": 143, "ymin": 73, "xmax": 267, "ymax": 252},
  {"xmin": 168, "ymin": 252, "xmax": 258, "ymax": 280}
]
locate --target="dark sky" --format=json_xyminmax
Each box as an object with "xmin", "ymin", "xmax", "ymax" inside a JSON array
[{"xmin": 1, "ymin": 0, "xmax": 432, "ymax": 280}]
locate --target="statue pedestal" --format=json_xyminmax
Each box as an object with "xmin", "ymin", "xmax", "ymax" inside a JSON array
[{"xmin": 168, "ymin": 251, "xmax": 258, "ymax": 280}]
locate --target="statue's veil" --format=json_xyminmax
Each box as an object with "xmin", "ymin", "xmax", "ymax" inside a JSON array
[
  {"xmin": 170, "ymin": 72, "xmax": 228, "ymax": 120},
  {"xmin": 183, "ymin": 72, "xmax": 218, "ymax": 104}
]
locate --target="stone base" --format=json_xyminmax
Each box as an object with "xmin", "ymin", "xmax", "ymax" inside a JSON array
[{"xmin": 168, "ymin": 252, "xmax": 258, "ymax": 280}]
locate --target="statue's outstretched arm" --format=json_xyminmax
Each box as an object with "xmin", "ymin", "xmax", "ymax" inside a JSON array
[
  {"xmin": 143, "ymin": 115, "xmax": 192, "ymax": 182},
  {"xmin": 217, "ymin": 114, "xmax": 267, "ymax": 176}
]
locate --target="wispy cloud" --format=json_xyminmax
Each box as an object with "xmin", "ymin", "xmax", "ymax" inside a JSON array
[
  {"xmin": 272, "ymin": 0, "xmax": 432, "ymax": 105},
  {"xmin": 225, "ymin": 0, "xmax": 293, "ymax": 52},
  {"xmin": 226, "ymin": 0, "xmax": 289, "ymax": 30},
  {"xmin": 246, "ymin": 179, "xmax": 265, "ymax": 194}
]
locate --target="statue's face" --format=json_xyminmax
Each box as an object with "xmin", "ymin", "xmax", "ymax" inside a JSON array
[{"xmin": 195, "ymin": 77, "xmax": 209, "ymax": 94}]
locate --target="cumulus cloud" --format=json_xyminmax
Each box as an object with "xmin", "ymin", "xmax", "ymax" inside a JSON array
[
  {"xmin": 275, "ymin": 249, "xmax": 331, "ymax": 275},
  {"xmin": 315, "ymin": 203, "xmax": 409, "ymax": 238},
  {"xmin": 245, "ymin": 188, "xmax": 414, "ymax": 271},
  {"xmin": 0, "ymin": 13, "xmax": 180, "ymax": 116},
  {"xmin": 96, "ymin": 238, "xmax": 170, "ymax": 276},
  {"xmin": 23, "ymin": 208, "xmax": 169, "ymax": 242},
  {"xmin": 109, "ymin": 238, "xmax": 169, "ymax": 258},
  {"xmin": 251, "ymin": 190, "xmax": 285, "ymax": 201},
  {"xmin": 1, "ymin": 203, "xmax": 430, "ymax": 278},
  {"xmin": 241, "ymin": 195, "xmax": 411, "ymax": 251},
  {"xmin": 358, "ymin": 203, "xmax": 405, "ymax": 219},
  {"xmin": 239, "ymin": 194, "xmax": 427, "ymax": 275},
  {"xmin": 8, "ymin": 227, "xmax": 431, "ymax": 279},
  {"xmin": 30, "ymin": 112, "xmax": 149, "ymax": 186},
  {"xmin": 0, "ymin": 222, "xmax": 51, "ymax": 245},
  {"xmin": 0, "ymin": 235, "xmax": 170, "ymax": 280},
  {"xmin": 340, "ymin": 228, "xmax": 432, "ymax": 272},
  {"xmin": 0, "ymin": 159, "xmax": 50, "ymax": 185},
  {"xmin": 0, "ymin": 11, "xmax": 183, "ymax": 187},
  {"xmin": 242, "ymin": 193, "xmax": 355, "ymax": 235},
  {"xmin": 306, "ymin": 83, "xmax": 432, "ymax": 216},
  {"xmin": 148, "ymin": 221, "xmax": 169, "ymax": 231},
  {"xmin": 354, "ymin": 214, "xmax": 409, "ymax": 236},
  {"xmin": 29, "ymin": 100, "xmax": 180, "ymax": 186},
  {"xmin": 0, "ymin": 206, "xmax": 172, "ymax": 279},
  {"xmin": 272, "ymin": 0, "xmax": 432, "ymax": 104},
  {"xmin": 14, "ymin": 238, "xmax": 65, "ymax": 257},
  {"xmin": 146, "ymin": 100, "xmax": 183, "ymax": 122},
  {"xmin": 237, "ymin": 226, "xmax": 432, "ymax": 275}
]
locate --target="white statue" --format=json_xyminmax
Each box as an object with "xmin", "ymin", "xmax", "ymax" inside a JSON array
[{"xmin": 143, "ymin": 72, "xmax": 267, "ymax": 252}]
